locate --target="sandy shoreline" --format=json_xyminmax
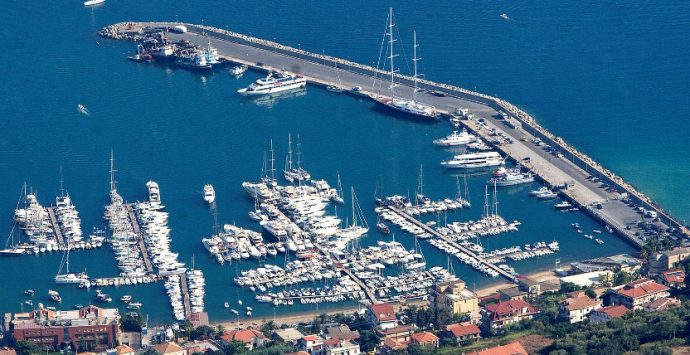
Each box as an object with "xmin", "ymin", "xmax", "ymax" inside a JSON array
[{"xmin": 211, "ymin": 268, "xmax": 565, "ymax": 328}]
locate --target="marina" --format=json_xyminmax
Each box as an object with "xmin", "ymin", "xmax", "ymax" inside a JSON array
[{"xmin": 1, "ymin": 3, "xmax": 686, "ymax": 324}]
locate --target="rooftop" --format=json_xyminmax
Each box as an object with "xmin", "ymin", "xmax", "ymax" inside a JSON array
[
  {"xmin": 617, "ymin": 279, "xmax": 669, "ymax": 299},
  {"xmin": 563, "ymin": 294, "xmax": 600, "ymax": 311},
  {"xmin": 472, "ymin": 341, "xmax": 528, "ymax": 355},
  {"xmin": 368, "ymin": 303, "xmax": 396, "ymax": 322},
  {"xmin": 596, "ymin": 305, "xmax": 630, "ymax": 318},
  {"xmin": 446, "ymin": 323, "xmax": 481, "ymax": 337},
  {"xmin": 643, "ymin": 297, "xmax": 681, "ymax": 311},
  {"xmin": 410, "ymin": 331, "xmax": 439, "ymax": 343},
  {"xmin": 153, "ymin": 342, "xmax": 185, "ymax": 355},
  {"xmin": 221, "ymin": 329, "xmax": 266, "ymax": 344},
  {"xmin": 485, "ymin": 299, "xmax": 536, "ymax": 320},
  {"xmin": 661, "ymin": 269, "xmax": 685, "ymax": 284}
]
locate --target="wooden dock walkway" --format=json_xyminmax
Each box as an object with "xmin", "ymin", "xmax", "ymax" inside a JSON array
[
  {"xmin": 179, "ymin": 273, "xmax": 192, "ymax": 318},
  {"xmin": 47, "ymin": 207, "xmax": 65, "ymax": 247},
  {"xmin": 125, "ymin": 204, "xmax": 155, "ymax": 274},
  {"xmin": 386, "ymin": 206, "xmax": 516, "ymax": 282}
]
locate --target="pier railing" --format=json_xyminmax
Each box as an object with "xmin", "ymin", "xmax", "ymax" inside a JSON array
[{"xmin": 105, "ymin": 21, "xmax": 687, "ymax": 237}]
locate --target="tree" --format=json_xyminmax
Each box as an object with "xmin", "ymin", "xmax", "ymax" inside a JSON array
[
  {"xmin": 223, "ymin": 341, "xmax": 247, "ymax": 355},
  {"xmin": 614, "ymin": 271, "xmax": 634, "ymax": 286},
  {"xmin": 142, "ymin": 348, "xmax": 160, "ymax": 355},
  {"xmin": 559, "ymin": 282, "xmax": 581, "ymax": 294},
  {"xmin": 585, "ymin": 289, "xmax": 597, "ymax": 299},
  {"xmin": 358, "ymin": 329, "xmax": 379, "ymax": 352},
  {"xmin": 15, "ymin": 340, "xmax": 41, "ymax": 355},
  {"xmin": 260, "ymin": 321, "xmax": 277, "ymax": 338},
  {"xmin": 190, "ymin": 325, "xmax": 216, "ymax": 340},
  {"xmin": 121, "ymin": 312, "xmax": 144, "ymax": 332}
]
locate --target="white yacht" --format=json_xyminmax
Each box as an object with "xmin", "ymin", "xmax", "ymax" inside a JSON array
[
  {"xmin": 237, "ymin": 71, "xmax": 306, "ymax": 96},
  {"xmin": 433, "ymin": 130, "xmax": 477, "ymax": 146},
  {"xmin": 441, "ymin": 151, "xmax": 503, "ymax": 169},
  {"xmin": 488, "ymin": 168, "xmax": 535, "ymax": 186},
  {"xmin": 146, "ymin": 180, "xmax": 161, "ymax": 203},
  {"xmin": 203, "ymin": 185, "xmax": 216, "ymax": 204},
  {"xmin": 84, "ymin": 0, "xmax": 105, "ymax": 6}
]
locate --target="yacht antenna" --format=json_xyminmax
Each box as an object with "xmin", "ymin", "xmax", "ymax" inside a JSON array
[
  {"xmin": 412, "ymin": 30, "xmax": 421, "ymax": 101},
  {"xmin": 387, "ymin": 7, "xmax": 398, "ymax": 101},
  {"xmin": 109, "ymin": 149, "xmax": 117, "ymax": 193},
  {"xmin": 59, "ymin": 167, "xmax": 65, "ymax": 198}
]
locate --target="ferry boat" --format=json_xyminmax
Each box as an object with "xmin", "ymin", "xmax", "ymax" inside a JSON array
[
  {"xmin": 203, "ymin": 184, "xmax": 216, "ymax": 204},
  {"xmin": 230, "ymin": 65, "xmax": 248, "ymax": 76},
  {"xmin": 175, "ymin": 50, "xmax": 212, "ymax": 70},
  {"xmin": 488, "ymin": 168, "xmax": 534, "ymax": 186},
  {"xmin": 237, "ymin": 71, "xmax": 306, "ymax": 96},
  {"xmin": 146, "ymin": 180, "xmax": 161, "ymax": 204},
  {"xmin": 441, "ymin": 151, "xmax": 503, "ymax": 169},
  {"xmin": 433, "ymin": 130, "xmax": 477, "ymax": 146}
]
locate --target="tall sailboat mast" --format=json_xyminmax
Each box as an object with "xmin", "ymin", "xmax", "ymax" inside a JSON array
[
  {"xmin": 286, "ymin": 134, "xmax": 293, "ymax": 172},
  {"xmin": 109, "ymin": 149, "xmax": 117, "ymax": 194},
  {"xmin": 412, "ymin": 31, "xmax": 420, "ymax": 102},
  {"xmin": 269, "ymin": 139, "xmax": 276, "ymax": 185},
  {"xmin": 387, "ymin": 7, "xmax": 398, "ymax": 101}
]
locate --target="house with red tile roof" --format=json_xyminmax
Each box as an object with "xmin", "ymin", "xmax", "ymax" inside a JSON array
[
  {"xmin": 115, "ymin": 344, "xmax": 135, "ymax": 355},
  {"xmin": 445, "ymin": 322, "xmax": 481, "ymax": 343},
  {"xmin": 589, "ymin": 305, "xmax": 630, "ymax": 323},
  {"xmin": 614, "ymin": 278, "xmax": 670, "ymax": 309},
  {"xmin": 153, "ymin": 342, "xmax": 187, "ymax": 355},
  {"xmin": 469, "ymin": 341, "xmax": 528, "ymax": 355},
  {"xmin": 366, "ymin": 303, "xmax": 397, "ymax": 330},
  {"xmin": 643, "ymin": 297, "xmax": 681, "ymax": 312},
  {"xmin": 298, "ymin": 334, "xmax": 325, "ymax": 354},
  {"xmin": 560, "ymin": 292, "xmax": 602, "ymax": 323},
  {"xmin": 409, "ymin": 331, "xmax": 439, "ymax": 348},
  {"xmin": 220, "ymin": 329, "xmax": 268, "ymax": 350},
  {"xmin": 482, "ymin": 299, "xmax": 537, "ymax": 333},
  {"xmin": 658, "ymin": 269, "xmax": 686, "ymax": 288}
]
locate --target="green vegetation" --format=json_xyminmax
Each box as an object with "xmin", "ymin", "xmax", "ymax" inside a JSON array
[
  {"xmin": 14, "ymin": 340, "xmax": 41, "ymax": 355},
  {"xmin": 121, "ymin": 311, "xmax": 145, "ymax": 332}
]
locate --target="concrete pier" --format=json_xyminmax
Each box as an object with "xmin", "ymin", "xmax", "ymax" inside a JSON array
[
  {"xmin": 125, "ymin": 204, "xmax": 155, "ymax": 274},
  {"xmin": 46, "ymin": 207, "xmax": 65, "ymax": 247},
  {"xmin": 387, "ymin": 206, "xmax": 516, "ymax": 282},
  {"xmin": 100, "ymin": 21, "xmax": 688, "ymax": 249},
  {"xmin": 179, "ymin": 273, "xmax": 192, "ymax": 318}
]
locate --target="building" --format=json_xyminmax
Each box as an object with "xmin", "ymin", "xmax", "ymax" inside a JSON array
[
  {"xmin": 220, "ymin": 329, "xmax": 268, "ymax": 350},
  {"xmin": 560, "ymin": 292, "xmax": 602, "ymax": 323},
  {"xmin": 409, "ymin": 331, "xmax": 439, "ymax": 348},
  {"xmin": 498, "ymin": 286, "xmax": 528, "ymax": 301},
  {"xmin": 153, "ymin": 342, "xmax": 187, "ymax": 355},
  {"xmin": 588, "ymin": 305, "xmax": 630, "ymax": 323},
  {"xmin": 322, "ymin": 339, "xmax": 360, "ymax": 355},
  {"xmin": 325, "ymin": 325, "xmax": 359, "ymax": 341},
  {"xmin": 377, "ymin": 325, "xmax": 413, "ymax": 352},
  {"xmin": 431, "ymin": 280, "xmax": 480, "ymax": 321},
  {"xmin": 366, "ymin": 303, "xmax": 397, "ymax": 330},
  {"xmin": 181, "ymin": 340, "xmax": 222, "ymax": 354},
  {"xmin": 642, "ymin": 297, "xmax": 681, "ymax": 312},
  {"xmin": 470, "ymin": 341, "xmax": 528, "ymax": 355},
  {"xmin": 299, "ymin": 334, "xmax": 326, "ymax": 355},
  {"xmin": 658, "ymin": 268, "xmax": 686, "ymax": 288},
  {"xmin": 649, "ymin": 247, "xmax": 690, "ymax": 273},
  {"xmin": 482, "ymin": 300, "xmax": 537, "ymax": 333},
  {"xmin": 571, "ymin": 254, "xmax": 642, "ymax": 274},
  {"xmin": 114, "ymin": 344, "xmax": 135, "ymax": 355},
  {"xmin": 11, "ymin": 305, "xmax": 120, "ymax": 352},
  {"xmin": 445, "ymin": 322, "xmax": 481, "ymax": 343},
  {"xmin": 273, "ymin": 328, "xmax": 305, "ymax": 344},
  {"xmin": 559, "ymin": 271, "xmax": 614, "ymax": 288},
  {"xmin": 516, "ymin": 276, "xmax": 560, "ymax": 296},
  {"xmin": 613, "ymin": 278, "xmax": 670, "ymax": 309}
]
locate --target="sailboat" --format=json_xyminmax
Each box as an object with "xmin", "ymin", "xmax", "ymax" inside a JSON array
[
  {"xmin": 337, "ymin": 187, "xmax": 369, "ymax": 242},
  {"xmin": 374, "ymin": 8, "xmax": 440, "ymax": 120},
  {"xmin": 55, "ymin": 239, "xmax": 89, "ymax": 284},
  {"xmin": 332, "ymin": 172, "xmax": 345, "ymax": 204},
  {"xmin": 405, "ymin": 235, "xmax": 426, "ymax": 270},
  {"xmin": 1, "ymin": 186, "xmax": 29, "ymax": 256},
  {"xmin": 283, "ymin": 134, "xmax": 311, "ymax": 182},
  {"xmin": 326, "ymin": 63, "xmax": 344, "ymax": 93}
]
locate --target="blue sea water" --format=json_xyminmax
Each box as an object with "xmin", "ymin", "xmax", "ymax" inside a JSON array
[{"xmin": 0, "ymin": 1, "xmax": 688, "ymax": 323}]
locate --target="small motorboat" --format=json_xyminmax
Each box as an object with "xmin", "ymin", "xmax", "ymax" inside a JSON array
[
  {"xmin": 500, "ymin": 13, "xmax": 509, "ymax": 20},
  {"xmin": 77, "ymin": 104, "xmax": 89, "ymax": 116},
  {"xmin": 84, "ymin": 0, "xmax": 105, "ymax": 6},
  {"xmin": 230, "ymin": 65, "xmax": 248, "ymax": 76},
  {"xmin": 224, "ymin": 302, "xmax": 230, "ymax": 308},
  {"xmin": 24, "ymin": 289, "xmax": 35, "ymax": 297}
]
